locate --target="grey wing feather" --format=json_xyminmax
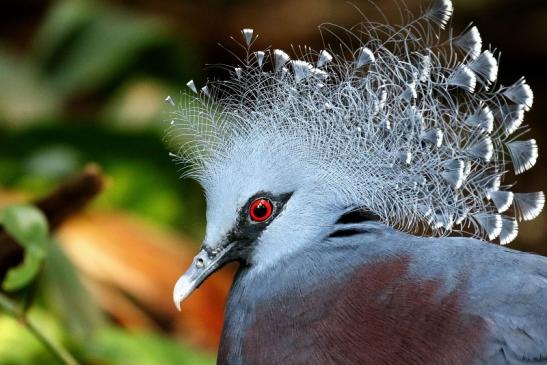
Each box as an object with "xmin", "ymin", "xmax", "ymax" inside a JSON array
[
  {"xmin": 389, "ymin": 232, "xmax": 547, "ymax": 365},
  {"xmin": 472, "ymin": 248, "xmax": 547, "ymax": 364},
  {"xmin": 339, "ymin": 224, "xmax": 547, "ymax": 364}
]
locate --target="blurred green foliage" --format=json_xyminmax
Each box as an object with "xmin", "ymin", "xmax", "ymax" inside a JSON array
[
  {"xmin": 0, "ymin": 204, "xmax": 48, "ymax": 291},
  {"xmin": 0, "ymin": 312, "xmax": 215, "ymax": 365},
  {"xmin": 0, "ymin": 200, "xmax": 214, "ymax": 364},
  {"xmin": 0, "ymin": 0, "xmax": 205, "ymax": 238},
  {"xmin": 0, "ymin": 0, "xmax": 213, "ymax": 363},
  {"xmin": 0, "ymin": 126, "xmax": 206, "ymax": 239}
]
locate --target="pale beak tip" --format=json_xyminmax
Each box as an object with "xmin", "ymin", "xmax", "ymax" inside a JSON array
[
  {"xmin": 173, "ymin": 289, "xmax": 188, "ymax": 311},
  {"xmin": 173, "ymin": 274, "xmax": 194, "ymax": 311},
  {"xmin": 173, "ymin": 288, "xmax": 186, "ymax": 311}
]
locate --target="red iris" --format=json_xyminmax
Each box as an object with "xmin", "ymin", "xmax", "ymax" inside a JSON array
[{"xmin": 249, "ymin": 198, "xmax": 273, "ymax": 222}]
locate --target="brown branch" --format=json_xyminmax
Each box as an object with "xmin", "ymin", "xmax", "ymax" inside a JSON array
[{"xmin": 0, "ymin": 164, "xmax": 105, "ymax": 281}]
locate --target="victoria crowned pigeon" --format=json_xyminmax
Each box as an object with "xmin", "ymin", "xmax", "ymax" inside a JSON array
[{"xmin": 169, "ymin": 0, "xmax": 547, "ymax": 363}]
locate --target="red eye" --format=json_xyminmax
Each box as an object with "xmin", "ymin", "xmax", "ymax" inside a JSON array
[{"xmin": 249, "ymin": 198, "xmax": 273, "ymax": 222}]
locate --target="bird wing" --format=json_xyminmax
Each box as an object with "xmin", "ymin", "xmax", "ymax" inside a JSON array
[
  {"xmin": 345, "ymin": 228, "xmax": 547, "ymax": 364},
  {"xmin": 401, "ymin": 234, "xmax": 547, "ymax": 365},
  {"xmin": 467, "ymin": 248, "xmax": 547, "ymax": 364}
]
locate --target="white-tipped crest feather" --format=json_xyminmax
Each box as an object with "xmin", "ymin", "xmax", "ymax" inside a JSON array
[
  {"xmin": 472, "ymin": 213, "xmax": 502, "ymax": 240},
  {"xmin": 503, "ymin": 78, "xmax": 533, "ymax": 110},
  {"xmin": 495, "ymin": 105, "xmax": 524, "ymax": 135},
  {"xmin": 397, "ymin": 151, "xmax": 412, "ymax": 165},
  {"xmin": 292, "ymin": 60, "xmax": 313, "ymax": 82},
  {"xmin": 273, "ymin": 49, "xmax": 290, "ymax": 72},
  {"xmin": 464, "ymin": 106, "xmax": 494, "ymax": 133},
  {"xmin": 234, "ymin": 67, "xmax": 242, "ymax": 79},
  {"xmin": 482, "ymin": 174, "xmax": 501, "ymax": 196},
  {"xmin": 442, "ymin": 159, "xmax": 465, "ymax": 189},
  {"xmin": 513, "ymin": 192, "xmax": 545, "ymax": 221},
  {"xmin": 356, "ymin": 47, "xmax": 375, "ymax": 67},
  {"xmin": 164, "ymin": 95, "xmax": 175, "ymax": 106},
  {"xmin": 242, "ymin": 28, "xmax": 254, "ymax": 46},
  {"xmin": 401, "ymin": 82, "xmax": 417, "ymax": 101},
  {"xmin": 466, "ymin": 137, "xmax": 493, "ymax": 161},
  {"xmin": 186, "ymin": 80, "xmax": 197, "ymax": 94},
  {"xmin": 317, "ymin": 50, "xmax": 333, "ymax": 67},
  {"xmin": 469, "ymin": 51, "xmax": 498, "ymax": 83},
  {"xmin": 489, "ymin": 190, "xmax": 514, "ymax": 213},
  {"xmin": 506, "ymin": 139, "xmax": 538, "ymax": 175},
  {"xmin": 426, "ymin": 0, "xmax": 454, "ymax": 29},
  {"xmin": 255, "ymin": 51, "xmax": 265, "ymax": 68},
  {"xmin": 420, "ymin": 129, "xmax": 443, "ymax": 147},
  {"xmin": 499, "ymin": 217, "xmax": 518, "ymax": 245},
  {"xmin": 456, "ymin": 26, "xmax": 482, "ymax": 59},
  {"xmin": 447, "ymin": 65, "xmax": 476, "ymax": 92}
]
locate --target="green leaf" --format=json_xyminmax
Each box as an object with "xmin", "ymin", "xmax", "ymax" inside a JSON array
[
  {"xmin": 43, "ymin": 240, "xmax": 104, "ymax": 338},
  {"xmin": 0, "ymin": 204, "xmax": 49, "ymax": 291},
  {"xmin": 0, "ymin": 204, "xmax": 48, "ymax": 254},
  {"xmin": 2, "ymin": 253, "xmax": 43, "ymax": 292}
]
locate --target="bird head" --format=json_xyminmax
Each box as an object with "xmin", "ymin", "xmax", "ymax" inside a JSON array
[
  {"xmin": 170, "ymin": 9, "xmax": 544, "ymax": 309},
  {"xmin": 172, "ymin": 130, "xmax": 347, "ymax": 309}
]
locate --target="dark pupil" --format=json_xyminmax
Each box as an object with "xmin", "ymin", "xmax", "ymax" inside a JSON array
[{"xmin": 253, "ymin": 202, "xmax": 268, "ymax": 218}]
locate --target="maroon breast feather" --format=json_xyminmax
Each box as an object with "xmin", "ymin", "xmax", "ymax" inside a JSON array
[{"xmin": 240, "ymin": 256, "xmax": 487, "ymax": 365}]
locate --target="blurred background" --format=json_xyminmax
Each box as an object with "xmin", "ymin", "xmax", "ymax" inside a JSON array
[{"xmin": 0, "ymin": 0, "xmax": 545, "ymax": 364}]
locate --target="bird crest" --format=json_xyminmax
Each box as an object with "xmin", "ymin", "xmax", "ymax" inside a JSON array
[{"xmin": 166, "ymin": 0, "xmax": 543, "ymax": 245}]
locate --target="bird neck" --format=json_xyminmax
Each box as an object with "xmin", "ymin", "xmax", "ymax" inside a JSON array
[{"xmin": 219, "ymin": 222, "xmax": 391, "ymax": 363}]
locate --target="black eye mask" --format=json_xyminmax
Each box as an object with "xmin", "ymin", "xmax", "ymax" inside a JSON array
[{"xmin": 207, "ymin": 191, "xmax": 293, "ymax": 264}]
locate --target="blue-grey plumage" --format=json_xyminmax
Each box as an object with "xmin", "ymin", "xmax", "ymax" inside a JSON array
[
  {"xmin": 219, "ymin": 222, "xmax": 547, "ymax": 364},
  {"xmin": 168, "ymin": 0, "xmax": 547, "ymax": 363}
]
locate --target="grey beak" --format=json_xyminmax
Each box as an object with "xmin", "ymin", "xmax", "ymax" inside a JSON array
[{"xmin": 173, "ymin": 245, "xmax": 232, "ymax": 311}]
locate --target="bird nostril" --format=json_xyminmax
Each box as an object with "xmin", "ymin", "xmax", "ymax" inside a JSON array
[{"xmin": 196, "ymin": 257, "xmax": 205, "ymax": 268}]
